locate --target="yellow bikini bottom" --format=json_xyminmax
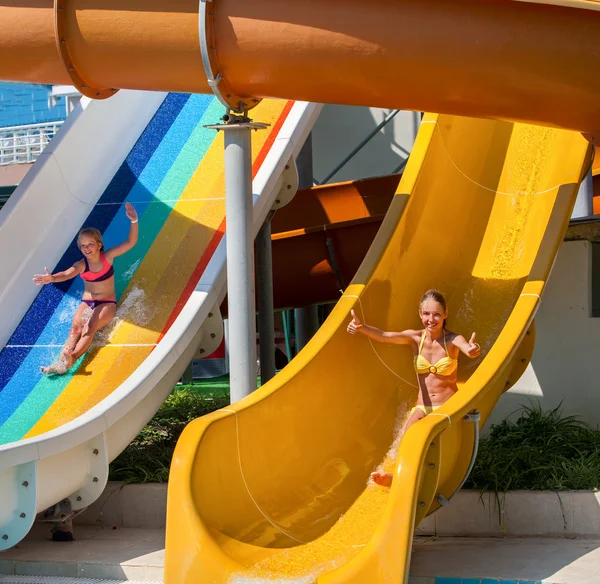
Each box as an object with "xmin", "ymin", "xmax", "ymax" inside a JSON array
[{"xmin": 410, "ymin": 405, "xmax": 440, "ymax": 416}]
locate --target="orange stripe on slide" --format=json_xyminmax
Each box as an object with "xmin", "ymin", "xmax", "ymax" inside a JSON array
[
  {"xmin": 157, "ymin": 101, "xmax": 294, "ymax": 341},
  {"xmin": 251, "ymin": 100, "xmax": 294, "ymax": 174}
]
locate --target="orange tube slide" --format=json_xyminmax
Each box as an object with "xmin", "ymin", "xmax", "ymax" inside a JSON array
[
  {"xmin": 270, "ymin": 175, "xmax": 398, "ymax": 308},
  {"xmin": 2, "ymin": 0, "xmax": 600, "ymax": 135}
]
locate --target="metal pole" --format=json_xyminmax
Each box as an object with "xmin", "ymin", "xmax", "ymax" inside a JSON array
[
  {"xmin": 391, "ymin": 156, "xmax": 409, "ymax": 175},
  {"xmin": 223, "ymin": 318, "xmax": 230, "ymax": 375},
  {"xmin": 181, "ymin": 362, "xmax": 193, "ymax": 385},
  {"xmin": 571, "ymin": 168, "xmax": 593, "ymax": 220},
  {"xmin": 296, "ymin": 134, "xmax": 313, "ymax": 188},
  {"xmin": 282, "ymin": 310, "xmax": 293, "ymax": 362},
  {"xmin": 205, "ymin": 116, "xmax": 268, "ymax": 402},
  {"xmin": 224, "ymin": 125, "xmax": 256, "ymax": 402},
  {"xmin": 294, "ymin": 306, "xmax": 320, "ymax": 352},
  {"xmin": 256, "ymin": 211, "xmax": 276, "ymax": 385}
]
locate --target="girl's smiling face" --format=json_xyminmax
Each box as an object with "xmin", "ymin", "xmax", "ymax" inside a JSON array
[
  {"xmin": 79, "ymin": 235, "xmax": 101, "ymax": 258},
  {"xmin": 419, "ymin": 300, "xmax": 447, "ymax": 332}
]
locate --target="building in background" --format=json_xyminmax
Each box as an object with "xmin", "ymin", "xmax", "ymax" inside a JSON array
[{"xmin": 0, "ymin": 83, "xmax": 80, "ymax": 207}]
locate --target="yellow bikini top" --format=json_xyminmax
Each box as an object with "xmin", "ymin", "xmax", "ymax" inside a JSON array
[{"xmin": 414, "ymin": 331, "xmax": 458, "ymax": 376}]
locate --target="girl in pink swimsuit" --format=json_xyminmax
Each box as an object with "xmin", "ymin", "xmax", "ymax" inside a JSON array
[
  {"xmin": 33, "ymin": 203, "xmax": 139, "ymax": 374},
  {"xmin": 347, "ymin": 289, "xmax": 481, "ymax": 486}
]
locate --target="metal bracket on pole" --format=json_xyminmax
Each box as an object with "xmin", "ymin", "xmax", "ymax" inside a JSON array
[
  {"xmin": 37, "ymin": 497, "xmax": 86, "ymax": 542},
  {"xmin": 195, "ymin": 303, "xmax": 224, "ymax": 359},
  {"xmin": 199, "ymin": 0, "xmax": 261, "ymax": 113},
  {"xmin": 54, "ymin": 0, "xmax": 117, "ymax": 99},
  {"xmin": 271, "ymin": 157, "xmax": 299, "ymax": 210},
  {"xmin": 68, "ymin": 433, "xmax": 109, "ymax": 511},
  {"xmin": 257, "ymin": 210, "xmax": 277, "ymax": 385},
  {"xmin": 436, "ymin": 494, "xmax": 450, "ymax": 507},
  {"xmin": 0, "ymin": 460, "xmax": 37, "ymax": 551},
  {"xmin": 205, "ymin": 113, "xmax": 270, "ymax": 132}
]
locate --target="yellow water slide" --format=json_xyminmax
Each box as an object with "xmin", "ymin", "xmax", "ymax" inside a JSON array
[
  {"xmin": 165, "ymin": 115, "xmax": 592, "ymax": 583},
  {"xmin": 1, "ymin": 2, "xmax": 597, "ymax": 581}
]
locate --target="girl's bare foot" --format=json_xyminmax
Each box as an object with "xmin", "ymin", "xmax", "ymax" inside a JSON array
[
  {"xmin": 40, "ymin": 357, "xmax": 68, "ymax": 375},
  {"xmin": 371, "ymin": 472, "xmax": 393, "ymax": 487},
  {"xmin": 41, "ymin": 352, "xmax": 72, "ymax": 375}
]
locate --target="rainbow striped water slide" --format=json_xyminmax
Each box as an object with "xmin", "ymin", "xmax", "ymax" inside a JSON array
[{"xmin": 0, "ymin": 90, "xmax": 320, "ymax": 549}]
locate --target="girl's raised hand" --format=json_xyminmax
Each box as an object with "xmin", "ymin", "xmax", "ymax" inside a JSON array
[
  {"xmin": 347, "ymin": 309, "xmax": 363, "ymax": 334},
  {"xmin": 33, "ymin": 268, "xmax": 53, "ymax": 286},
  {"xmin": 467, "ymin": 332, "xmax": 481, "ymax": 357},
  {"xmin": 125, "ymin": 202, "xmax": 138, "ymax": 223}
]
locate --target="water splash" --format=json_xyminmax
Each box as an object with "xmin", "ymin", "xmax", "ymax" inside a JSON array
[
  {"xmin": 122, "ymin": 258, "xmax": 141, "ymax": 281},
  {"xmin": 56, "ymin": 296, "xmax": 81, "ymax": 325},
  {"xmin": 370, "ymin": 398, "xmax": 410, "ymax": 480},
  {"xmin": 94, "ymin": 285, "xmax": 151, "ymax": 346},
  {"xmin": 117, "ymin": 285, "xmax": 152, "ymax": 326}
]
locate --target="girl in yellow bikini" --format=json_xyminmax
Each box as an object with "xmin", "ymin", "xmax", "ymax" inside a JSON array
[{"xmin": 346, "ymin": 289, "xmax": 481, "ymax": 487}]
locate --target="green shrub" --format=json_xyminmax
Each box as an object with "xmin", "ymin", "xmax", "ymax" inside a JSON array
[
  {"xmin": 465, "ymin": 403, "xmax": 600, "ymax": 491},
  {"xmin": 108, "ymin": 388, "xmax": 229, "ymax": 483},
  {"xmin": 111, "ymin": 394, "xmax": 600, "ymax": 491}
]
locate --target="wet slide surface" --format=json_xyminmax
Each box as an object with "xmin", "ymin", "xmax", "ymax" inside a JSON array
[
  {"xmin": 165, "ymin": 114, "xmax": 591, "ymax": 583},
  {"xmin": 0, "ymin": 95, "xmax": 293, "ymax": 446}
]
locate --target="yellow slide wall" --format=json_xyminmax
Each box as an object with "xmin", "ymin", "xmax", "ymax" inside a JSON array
[
  {"xmin": 1, "ymin": 3, "xmax": 595, "ymax": 582},
  {"xmin": 165, "ymin": 114, "xmax": 592, "ymax": 583}
]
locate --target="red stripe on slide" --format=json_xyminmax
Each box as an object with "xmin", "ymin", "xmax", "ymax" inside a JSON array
[{"xmin": 156, "ymin": 101, "xmax": 294, "ymax": 344}]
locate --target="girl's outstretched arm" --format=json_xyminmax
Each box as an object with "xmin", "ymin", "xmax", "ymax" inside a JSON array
[
  {"xmin": 453, "ymin": 332, "xmax": 481, "ymax": 358},
  {"xmin": 105, "ymin": 203, "xmax": 139, "ymax": 260},
  {"xmin": 346, "ymin": 309, "xmax": 416, "ymax": 345},
  {"xmin": 33, "ymin": 260, "xmax": 84, "ymax": 285}
]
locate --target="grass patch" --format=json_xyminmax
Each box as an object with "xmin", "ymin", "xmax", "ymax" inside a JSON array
[
  {"xmin": 108, "ymin": 387, "xmax": 229, "ymax": 484},
  {"xmin": 465, "ymin": 403, "xmax": 600, "ymax": 492},
  {"xmin": 177, "ymin": 374, "xmax": 231, "ymax": 394}
]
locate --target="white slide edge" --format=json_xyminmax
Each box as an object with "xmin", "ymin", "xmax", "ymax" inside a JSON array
[{"xmin": 0, "ymin": 99, "xmax": 322, "ymax": 546}]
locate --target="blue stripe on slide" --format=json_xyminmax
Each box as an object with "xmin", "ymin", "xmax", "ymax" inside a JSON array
[
  {"xmin": 0, "ymin": 94, "xmax": 188, "ymax": 398},
  {"xmin": 0, "ymin": 95, "xmax": 220, "ymax": 443}
]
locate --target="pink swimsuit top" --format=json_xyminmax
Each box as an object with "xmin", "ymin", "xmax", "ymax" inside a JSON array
[{"xmin": 80, "ymin": 253, "xmax": 115, "ymax": 282}]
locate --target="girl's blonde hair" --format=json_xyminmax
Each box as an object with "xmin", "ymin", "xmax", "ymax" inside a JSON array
[{"xmin": 78, "ymin": 228, "xmax": 104, "ymax": 253}]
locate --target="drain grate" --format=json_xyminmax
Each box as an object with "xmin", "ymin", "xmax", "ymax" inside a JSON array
[{"xmin": 0, "ymin": 577, "xmax": 161, "ymax": 584}]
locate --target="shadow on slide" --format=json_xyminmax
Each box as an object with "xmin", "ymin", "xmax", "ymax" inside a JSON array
[{"xmin": 165, "ymin": 113, "xmax": 593, "ymax": 583}]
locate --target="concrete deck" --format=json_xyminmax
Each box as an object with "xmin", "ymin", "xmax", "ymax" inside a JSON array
[
  {"xmin": 2, "ymin": 524, "xmax": 600, "ymax": 583},
  {"xmin": 0, "ymin": 525, "xmax": 163, "ymax": 582},
  {"xmin": 411, "ymin": 536, "xmax": 600, "ymax": 584}
]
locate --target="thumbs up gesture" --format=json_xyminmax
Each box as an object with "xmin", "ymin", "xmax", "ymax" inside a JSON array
[
  {"xmin": 467, "ymin": 332, "xmax": 481, "ymax": 357},
  {"xmin": 347, "ymin": 309, "xmax": 363, "ymax": 334}
]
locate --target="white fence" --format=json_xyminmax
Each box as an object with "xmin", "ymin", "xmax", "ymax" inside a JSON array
[{"xmin": 0, "ymin": 121, "xmax": 64, "ymax": 165}]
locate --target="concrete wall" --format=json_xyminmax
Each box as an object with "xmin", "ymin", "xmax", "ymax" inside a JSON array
[
  {"xmin": 312, "ymin": 105, "xmax": 421, "ymax": 184},
  {"xmin": 488, "ymin": 240, "xmax": 600, "ymax": 428},
  {"xmin": 0, "ymin": 82, "xmax": 66, "ymax": 128},
  {"xmin": 75, "ymin": 482, "xmax": 600, "ymax": 538}
]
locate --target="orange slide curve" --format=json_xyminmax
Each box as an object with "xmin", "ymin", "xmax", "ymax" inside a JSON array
[
  {"xmin": 270, "ymin": 174, "xmax": 399, "ymax": 309},
  {"xmin": 2, "ymin": 0, "xmax": 600, "ymax": 138}
]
